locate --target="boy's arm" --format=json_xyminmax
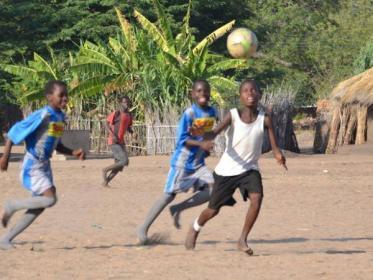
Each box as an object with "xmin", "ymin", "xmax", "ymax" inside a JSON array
[
  {"xmin": 176, "ymin": 111, "xmax": 211, "ymax": 152},
  {"xmin": 202, "ymin": 112, "xmax": 232, "ymax": 140},
  {"xmin": 186, "ymin": 113, "xmax": 231, "ymax": 151},
  {"xmin": 56, "ymin": 142, "xmax": 85, "ymax": 160},
  {"xmin": 1, "ymin": 110, "xmax": 46, "ymax": 171},
  {"xmin": 0, "ymin": 140, "xmax": 13, "ymax": 171},
  {"xmin": 104, "ymin": 120, "xmax": 118, "ymax": 142},
  {"xmin": 264, "ymin": 114, "xmax": 287, "ymax": 170},
  {"xmin": 185, "ymin": 139, "xmax": 214, "ymax": 152}
]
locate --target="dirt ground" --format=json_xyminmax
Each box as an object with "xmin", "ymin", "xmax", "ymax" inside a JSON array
[{"xmin": 0, "ymin": 140, "xmax": 373, "ymax": 279}]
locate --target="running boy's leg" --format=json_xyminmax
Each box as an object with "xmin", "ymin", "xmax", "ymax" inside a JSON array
[
  {"xmin": 169, "ymin": 166, "xmax": 214, "ymax": 229},
  {"xmin": 185, "ymin": 206, "xmax": 219, "ymax": 250},
  {"xmin": 137, "ymin": 167, "xmax": 186, "ymax": 244},
  {"xmin": 0, "ymin": 187, "xmax": 57, "ymax": 250},
  {"xmin": 137, "ymin": 193, "xmax": 175, "ymax": 244},
  {"xmin": 2, "ymin": 187, "xmax": 57, "ymax": 227},
  {"xmin": 237, "ymin": 192, "xmax": 262, "ymax": 254},
  {"xmin": 169, "ymin": 184, "xmax": 212, "ymax": 229},
  {"xmin": 0, "ymin": 208, "xmax": 44, "ymax": 250},
  {"xmin": 185, "ymin": 172, "xmax": 236, "ymax": 249},
  {"xmin": 102, "ymin": 144, "xmax": 129, "ymax": 186}
]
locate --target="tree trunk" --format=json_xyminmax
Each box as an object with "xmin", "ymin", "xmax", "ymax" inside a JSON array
[
  {"xmin": 326, "ymin": 106, "xmax": 341, "ymax": 154},
  {"xmin": 355, "ymin": 105, "xmax": 368, "ymax": 145},
  {"xmin": 344, "ymin": 105, "xmax": 357, "ymax": 144}
]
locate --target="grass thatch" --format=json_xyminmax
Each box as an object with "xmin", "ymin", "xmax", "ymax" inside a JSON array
[{"xmin": 331, "ymin": 67, "xmax": 373, "ymax": 105}]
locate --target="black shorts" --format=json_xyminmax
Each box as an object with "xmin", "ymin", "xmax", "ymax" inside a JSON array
[{"xmin": 208, "ymin": 170, "xmax": 263, "ymax": 210}]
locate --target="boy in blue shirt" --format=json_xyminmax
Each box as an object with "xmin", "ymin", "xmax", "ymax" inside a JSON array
[
  {"xmin": 0, "ymin": 80, "xmax": 85, "ymax": 250},
  {"xmin": 137, "ymin": 80, "xmax": 218, "ymax": 245}
]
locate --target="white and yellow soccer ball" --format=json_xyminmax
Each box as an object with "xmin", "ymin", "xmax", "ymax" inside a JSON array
[{"xmin": 227, "ymin": 28, "xmax": 258, "ymax": 59}]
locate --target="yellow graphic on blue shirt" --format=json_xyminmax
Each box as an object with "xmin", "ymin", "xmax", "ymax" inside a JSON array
[
  {"xmin": 190, "ymin": 117, "xmax": 215, "ymax": 136},
  {"xmin": 48, "ymin": 122, "xmax": 64, "ymax": 137}
]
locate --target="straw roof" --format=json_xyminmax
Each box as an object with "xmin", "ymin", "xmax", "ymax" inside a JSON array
[{"xmin": 331, "ymin": 67, "xmax": 373, "ymax": 105}]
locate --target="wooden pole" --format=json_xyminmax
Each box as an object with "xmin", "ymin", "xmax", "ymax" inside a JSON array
[
  {"xmin": 344, "ymin": 105, "xmax": 357, "ymax": 144},
  {"xmin": 355, "ymin": 104, "xmax": 368, "ymax": 145},
  {"xmin": 337, "ymin": 106, "xmax": 350, "ymax": 146},
  {"xmin": 326, "ymin": 105, "xmax": 341, "ymax": 154},
  {"xmin": 313, "ymin": 100, "xmax": 331, "ymax": 154}
]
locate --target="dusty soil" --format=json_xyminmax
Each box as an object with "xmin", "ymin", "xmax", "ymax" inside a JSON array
[{"xmin": 0, "ymin": 143, "xmax": 372, "ymax": 279}]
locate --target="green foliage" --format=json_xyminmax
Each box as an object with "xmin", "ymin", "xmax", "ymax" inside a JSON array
[
  {"xmin": 353, "ymin": 41, "xmax": 373, "ymax": 74},
  {"xmin": 1, "ymin": 0, "xmax": 373, "ymax": 110},
  {"xmin": 1, "ymin": 48, "xmax": 72, "ymax": 106},
  {"xmin": 133, "ymin": 0, "xmax": 246, "ymax": 107}
]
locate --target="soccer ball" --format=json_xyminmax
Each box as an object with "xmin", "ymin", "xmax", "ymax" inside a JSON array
[{"xmin": 227, "ymin": 28, "xmax": 258, "ymax": 59}]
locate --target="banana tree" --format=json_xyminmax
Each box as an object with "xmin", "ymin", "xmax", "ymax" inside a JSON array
[
  {"xmin": 70, "ymin": 7, "xmax": 160, "ymax": 112},
  {"xmin": 0, "ymin": 48, "xmax": 72, "ymax": 108},
  {"xmin": 132, "ymin": 0, "xmax": 248, "ymax": 105}
]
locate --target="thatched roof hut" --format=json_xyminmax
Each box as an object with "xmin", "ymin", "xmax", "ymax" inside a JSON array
[{"xmin": 326, "ymin": 67, "xmax": 373, "ymax": 153}]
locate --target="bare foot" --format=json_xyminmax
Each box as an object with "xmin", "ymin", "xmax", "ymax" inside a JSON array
[
  {"xmin": 185, "ymin": 226, "xmax": 199, "ymax": 250},
  {"xmin": 169, "ymin": 205, "xmax": 181, "ymax": 229},
  {"xmin": 237, "ymin": 239, "xmax": 254, "ymax": 256}
]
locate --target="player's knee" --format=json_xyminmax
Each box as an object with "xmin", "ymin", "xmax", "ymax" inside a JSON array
[
  {"xmin": 119, "ymin": 158, "xmax": 129, "ymax": 167},
  {"xmin": 45, "ymin": 196, "xmax": 57, "ymax": 208}
]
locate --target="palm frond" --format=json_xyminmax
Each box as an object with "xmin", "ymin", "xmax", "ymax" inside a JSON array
[
  {"xmin": 182, "ymin": 0, "xmax": 192, "ymax": 37},
  {"xmin": 19, "ymin": 89, "xmax": 44, "ymax": 103},
  {"xmin": 195, "ymin": 44, "xmax": 209, "ymax": 77},
  {"xmin": 71, "ymin": 63, "xmax": 118, "ymax": 76},
  {"xmin": 176, "ymin": 0, "xmax": 192, "ymax": 56},
  {"xmin": 115, "ymin": 7, "xmax": 137, "ymax": 51},
  {"xmin": 193, "ymin": 20, "xmax": 235, "ymax": 55},
  {"xmin": 208, "ymin": 76, "xmax": 238, "ymax": 92},
  {"xmin": 207, "ymin": 59, "xmax": 248, "ymax": 74},
  {"xmin": 78, "ymin": 44, "xmax": 115, "ymax": 66},
  {"xmin": 33, "ymin": 53, "xmax": 58, "ymax": 79},
  {"xmin": 153, "ymin": 0, "xmax": 174, "ymax": 47},
  {"xmin": 70, "ymin": 75, "xmax": 117, "ymax": 97},
  {"xmin": 0, "ymin": 64, "xmax": 38, "ymax": 78},
  {"xmin": 133, "ymin": 9, "xmax": 170, "ymax": 53}
]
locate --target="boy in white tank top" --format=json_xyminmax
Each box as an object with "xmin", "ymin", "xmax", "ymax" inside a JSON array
[{"xmin": 185, "ymin": 79, "xmax": 287, "ymax": 255}]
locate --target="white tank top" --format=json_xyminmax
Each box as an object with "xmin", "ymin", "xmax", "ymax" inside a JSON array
[{"xmin": 214, "ymin": 108, "xmax": 265, "ymax": 176}]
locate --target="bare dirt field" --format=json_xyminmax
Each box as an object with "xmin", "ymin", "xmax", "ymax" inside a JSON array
[{"xmin": 0, "ymin": 141, "xmax": 372, "ymax": 279}]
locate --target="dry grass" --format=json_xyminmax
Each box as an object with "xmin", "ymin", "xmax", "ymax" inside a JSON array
[{"xmin": 331, "ymin": 67, "xmax": 373, "ymax": 105}]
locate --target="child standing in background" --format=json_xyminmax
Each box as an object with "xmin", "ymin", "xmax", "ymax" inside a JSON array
[{"xmin": 102, "ymin": 96, "xmax": 133, "ymax": 187}]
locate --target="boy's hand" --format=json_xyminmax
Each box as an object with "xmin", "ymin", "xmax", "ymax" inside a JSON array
[
  {"xmin": 0, "ymin": 155, "xmax": 9, "ymax": 172},
  {"xmin": 72, "ymin": 149, "xmax": 85, "ymax": 161},
  {"xmin": 199, "ymin": 140, "xmax": 214, "ymax": 152},
  {"xmin": 189, "ymin": 126, "xmax": 204, "ymax": 137},
  {"xmin": 202, "ymin": 131, "xmax": 215, "ymax": 140},
  {"xmin": 274, "ymin": 150, "xmax": 287, "ymax": 170}
]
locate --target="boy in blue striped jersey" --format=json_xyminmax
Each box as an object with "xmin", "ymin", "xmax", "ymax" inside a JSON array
[
  {"xmin": 137, "ymin": 80, "xmax": 218, "ymax": 245},
  {"xmin": 0, "ymin": 80, "xmax": 85, "ymax": 250}
]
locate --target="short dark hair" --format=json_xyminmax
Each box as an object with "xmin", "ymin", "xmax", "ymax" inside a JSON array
[
  {"xmin": 239, "ymin": 79, "xmax": 260, "ymax": 93},
  {"xmin": 119, "ymin": 95, "xmax": 131, "ymax": 103},
  {"xmin": 44, "ymin": 80, "xmax": 67, "ymax": 96},
  {"xmin": 192, "ymin": 79, "xmax": 210, "ymax": 91}
]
